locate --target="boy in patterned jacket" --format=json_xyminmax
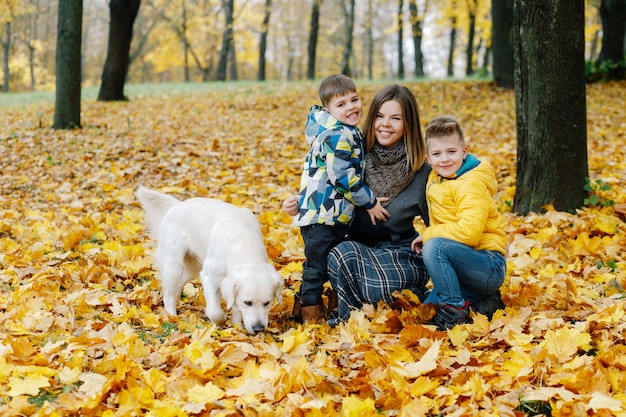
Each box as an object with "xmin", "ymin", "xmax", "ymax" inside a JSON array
[{"xmin": 291, "ymin": 74, "xmax": 389, "ymax": 323}]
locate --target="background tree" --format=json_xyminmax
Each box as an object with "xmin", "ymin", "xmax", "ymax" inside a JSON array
[
  {"xmin": 307, "ymin": 0, "xmax": 322, "ymax": 80},
  {"xmin": 2, "ymin": 20, "xmax": 9, "ymax": 92},
  {"xmin": 492, "ymin": 0, "xmax": 514, "ymax": 88},
  {"xmin": 464, "ymin": 0, "xmax": 476, "ymax": 75},
  {"xmin": 97, "ymin": 0, "xmax": 140, "ymax": 101},
  {"xmin": 446, "ymin": 14, "xmax": 457, "ymax": 76},
  {"xmin": 340, "ymin": 0, "xmax": 355, "ymax": 76},
  {"xmin": 408, "ymin": 0, "xmax": 427, "ymax": 78},
  {"xmin": 53, "ymin": 0, "xmax": 82, "ymax": 129},
  {"xmin": 363, "ymin": 0, "xmax": 374, "ymax": 79},
  {"xmin": 0, "ymin": 0, "xmax": 608, "ymax": 85},
  {"xmin": 257, "ymin": 0, "xmax": 271, "ymax": 81},
  {"xmin": 513, "ymin": 0, "xmax": 588, "ymax": 214},
  {"xmin": 597, "ymin": 0, "xmax": 626, "ymax": 79},
  {"xmin": 216, "ymin": 0, "xmax": 234, "ymax": 81},
  {"xmin": 397, "ymin": 0, "xmax": 404, "ymax": 79}
]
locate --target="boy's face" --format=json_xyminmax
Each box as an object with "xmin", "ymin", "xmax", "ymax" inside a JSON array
[
  {"xmin": 426, "ymin": 134, "xmax": 467, "ymax": 178},
  {"xmin": 324, "ymin": 92, "xmax": 362, "ymax": 127}
]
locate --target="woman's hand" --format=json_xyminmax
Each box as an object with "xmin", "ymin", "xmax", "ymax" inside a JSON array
[
  {"xmin": 365, "ymin": 198, "xmax": 390, "ymax": 225},
  {"xmin": 282, "ymin": 195, "xmax": 298, "ymax": 216}
]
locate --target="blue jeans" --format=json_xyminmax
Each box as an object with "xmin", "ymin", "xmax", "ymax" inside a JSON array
[{"xmin": 422, "ymin": 238, "xmax": 506, "ymax": 307}]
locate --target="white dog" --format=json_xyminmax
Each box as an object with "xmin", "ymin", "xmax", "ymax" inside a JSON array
[{"xmin": 135, "ymin": 186, "xmax": 283, "ymax": 334}]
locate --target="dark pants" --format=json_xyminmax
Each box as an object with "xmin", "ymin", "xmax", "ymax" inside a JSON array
[{"xmin": 299, "ymin": 223, "xmax": 348, "ymax": 306}]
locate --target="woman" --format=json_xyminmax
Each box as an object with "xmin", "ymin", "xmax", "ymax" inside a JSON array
[
  {"xmin": 285, "ymin": 84, "xmax": 431, "ymax": 325},
  {"xmin": 325, "ymin": 84, "xmax": 431, "ymax": 325}
]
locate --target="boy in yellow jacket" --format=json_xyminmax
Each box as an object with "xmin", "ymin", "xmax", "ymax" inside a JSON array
[{"xmin": 411, "ymin": 115, "xmax": 507, "ymax": 330}]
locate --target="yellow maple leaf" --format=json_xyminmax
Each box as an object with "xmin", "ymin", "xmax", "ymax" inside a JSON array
[
  {"xmin": 78, "ymin": 372, "xmax": 109, "ymax": 399},
  {"xmin": 280, "ymin": 327, "xmax": 313, "ymax": 355},
  {"xmin": 186, "ymin": 381, "xmax": 226, "ymax": 403},
  {"xmin": 341, "ymin": 395, "xmax": 377, "ymax": 416},
  {"xmin": 394, "ymin": 339, "xmax": 441, "ymax": 379},
  {"xmin": 541, "ymin": 327, "xmax": 592, "ymax": 363},
  {"xmin": 183, "ymin": 339, "xmax": 218, "ymax": 372},
  {"xmin": 409, "ymin": 375, "xmax": 441, "ymax": 397},
  {"xmin": 7, "ymin": 373, "xmax": 51, "ymax": 396},
  {"xmin": 501, "ymin": 348, "xmax": 534, "ymax": 378}
]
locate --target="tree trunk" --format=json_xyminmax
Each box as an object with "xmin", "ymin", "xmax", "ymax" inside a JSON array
[
  {"xmin": 365, "ymin": 0, "xmax": 373, "ymax": 80},
  {"xmin": 228, "ymin": 42, "xmax": 237, "ymax": 80},
  {"xmin": 465, "ymin": 1, "xmax": 476, "ymax": 76},
  {"xmin": 307, "ymin": 0, "xmax": 322, "ymax": 80},
  {"xmin": 492, "ymin": 0, "xmax": 514, "ymax": 88},
  {"xmin": 216, "ymin": 0, "xmax": 234, "ymax": 81},
  {"xmin": 397, "ymin": 0, "xmax": 404, "ymax": 79},
  {"xmin": 513, "ymin": 0, "xmax": 588, "ymax": 214},
  {"xmin": 29, "ymin": 7, "xmax": 38, "ymax": 91},
  {"xmin": 97, "ymin": 0, "xmax": 140, "ymax": 101},
  {"xmin": 447, "ymin": 17, "xmax": 456, "ymax": 77},
  {"xmin": 341, "ymin": 0, "xmax": 355, "ymax": 76},
  {"xmin": 409, "ymin": 0, "xmax": 426, "ymax": 78},
  {"xmin": 182, "ymin": 0, "xmax": 189, "ymax": 82},
  {"xmin": 597, "ymin": 0, "xmax": 626, "ymax": 79},
  {"xmin": 258, "ymin": 0, "xmax": 272, "ymax": 81},
  {"xmin": 3, "ymin": 22, "xmax": 10, "ymax": 93},
  {"xmin": 54, "ymin": 0, "xmax": 82, "ymax": 129}
]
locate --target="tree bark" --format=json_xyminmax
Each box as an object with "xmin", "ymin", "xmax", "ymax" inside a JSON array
[
  {"xmin": 307, "ymin": 0, "xmax": 322, "ymax": 80},
  {"xmin": 397, "ymin": 0, "xmax": 404, "ymax": 79},
  {"xmin": 3, "ymin": 22, "xmax": 10, "ymax": 93},
  {"xmin": 341, "ymin": 0, "xmax": 355, "ymax": 76},
  {"xmin": 492, "ymin": 0, "xmax": 514, "ymax": 88},
  {"xmin": 258, "ymin": 0, "xmax": 272, "ymax": 81},
  {"xmin": 365, "ymin": 0, "xmax": 373, "ymax": 80},
  {"xmin": 54, "ymin": 0, "xmax": 82, "ymax": 129},
  {"xmin": 513, "ymin": 0, "xmax": 588, "ymax": 214},
  {"xmin": 408, "ymin": 0, "xmax": 426, "ymax": 78},
  {"xmin": 216, "ymin": 0, "xmax": 234, "ymax": 81},
  {"xmin": 447, "ymin": 17, "xmax": 456, "ymax": 77},
  {"xmin": 465, "ymin": 0, "xmax": 476, "ymax": 76},
  {"xmin": 597, "ymin": 0, "xmax": 626, "ymax": 79},
  {"xmin": 97, "ymin": 0, "xmax": 140, "ymax": 101}
]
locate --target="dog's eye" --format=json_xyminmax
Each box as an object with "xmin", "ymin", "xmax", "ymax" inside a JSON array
[
  {"xmin": 244, "ymin": 301, "xmax": 252, "ymax": 306},
  {"xmin": 264, "ymin": 301, "xmax": 270, "ymax": 307}
]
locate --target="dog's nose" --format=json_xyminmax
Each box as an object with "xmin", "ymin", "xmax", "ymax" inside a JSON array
[{"xmin": 251, "ymin": 324, "xmax": 266, "ymax": 334}]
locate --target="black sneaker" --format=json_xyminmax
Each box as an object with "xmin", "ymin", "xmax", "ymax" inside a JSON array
[
  {"xmin": 471, "ymin": 291, "xmax": 505, "ymax": 320},
  {"xmin": 429, "ymin": 303, "xmax": 470, "ymax": 331}
]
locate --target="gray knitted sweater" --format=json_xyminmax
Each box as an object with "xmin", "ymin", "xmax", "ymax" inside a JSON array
[{"xmin": 347, "ymin": 162, "xmax": 431, "ymax": 246}]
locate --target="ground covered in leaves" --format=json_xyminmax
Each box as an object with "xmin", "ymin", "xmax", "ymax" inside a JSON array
[{"xmin": 1, "ymin": 80, "xmax": 626, "ymax": 416}]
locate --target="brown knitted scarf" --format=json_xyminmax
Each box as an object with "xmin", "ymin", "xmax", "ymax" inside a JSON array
[{"xmin": 365, "ymin": 142, "xmax": 415, "ymax": 206}]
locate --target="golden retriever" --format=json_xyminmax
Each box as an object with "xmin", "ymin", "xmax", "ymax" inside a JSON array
[{"xmin": 135, "ymin": 186, "xmax": 283, "ymax": 334}]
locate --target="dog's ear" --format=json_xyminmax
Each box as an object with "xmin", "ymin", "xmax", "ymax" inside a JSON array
[
  {"xmin": 274, "ymin": 274, "xmax": 283, "ymax": 304},
  {"xmin": 221, "ymin": 278, "xmax": 238, "ymax": 310}
]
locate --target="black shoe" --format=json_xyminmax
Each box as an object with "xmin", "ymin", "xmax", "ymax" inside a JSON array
[
  {"xmin": 430, "ymin": 303, "xmax": 470, "ymax": 331},
  {"xmin": 471, "ymin": 291, "xmax": 505, "ymax": 320}
]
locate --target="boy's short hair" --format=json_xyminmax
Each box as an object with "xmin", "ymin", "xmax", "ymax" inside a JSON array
[
  {"xmin": 425, "ymin": 115, "xmax": 465, "ymax": 145},
  {"xmin": 319, "ymin": 74, "xmax": 357, "ymax": 107}
]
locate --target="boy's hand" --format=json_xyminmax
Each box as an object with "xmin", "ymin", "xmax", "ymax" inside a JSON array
[
  {"xmin": 366, "ymin": 198, "xmax": 390, "ymax": 225},
  {"xmin": 411, "ymin": 235, "xmax": 423, "ymax": 254},
  {"xmin": 282, "ymin": 196, "xmax": 298, "ymax": 216}
]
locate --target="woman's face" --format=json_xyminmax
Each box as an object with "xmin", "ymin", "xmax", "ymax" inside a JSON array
[{"xmin": 374, "ymin": 99, "xmax": 405, "ymax": 147}]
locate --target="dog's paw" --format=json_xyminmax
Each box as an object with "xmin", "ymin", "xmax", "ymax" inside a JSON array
[{"xmin": 207, "ymin": 310, "xmax": 227, "ymax": 325}]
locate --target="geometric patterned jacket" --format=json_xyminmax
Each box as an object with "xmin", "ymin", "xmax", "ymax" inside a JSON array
[{"xmin": 294, "ymin": 105, "xmax": 376, "ymax": 227}]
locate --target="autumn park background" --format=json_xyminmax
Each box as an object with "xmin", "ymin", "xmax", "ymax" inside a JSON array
[{"xmin": 2, "ymin": 0, "xmax": 626, "ymax": 416}]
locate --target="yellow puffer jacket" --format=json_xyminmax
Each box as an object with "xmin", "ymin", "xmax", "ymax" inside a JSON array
[{"xmin": 422, "ymin": 156, "xmax": 507, "ymax": 255}]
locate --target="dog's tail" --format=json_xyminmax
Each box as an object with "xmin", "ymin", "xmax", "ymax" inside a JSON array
[{"xmin": 135, "ymin": 186, "xmax": 180, "ymax": 237}]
